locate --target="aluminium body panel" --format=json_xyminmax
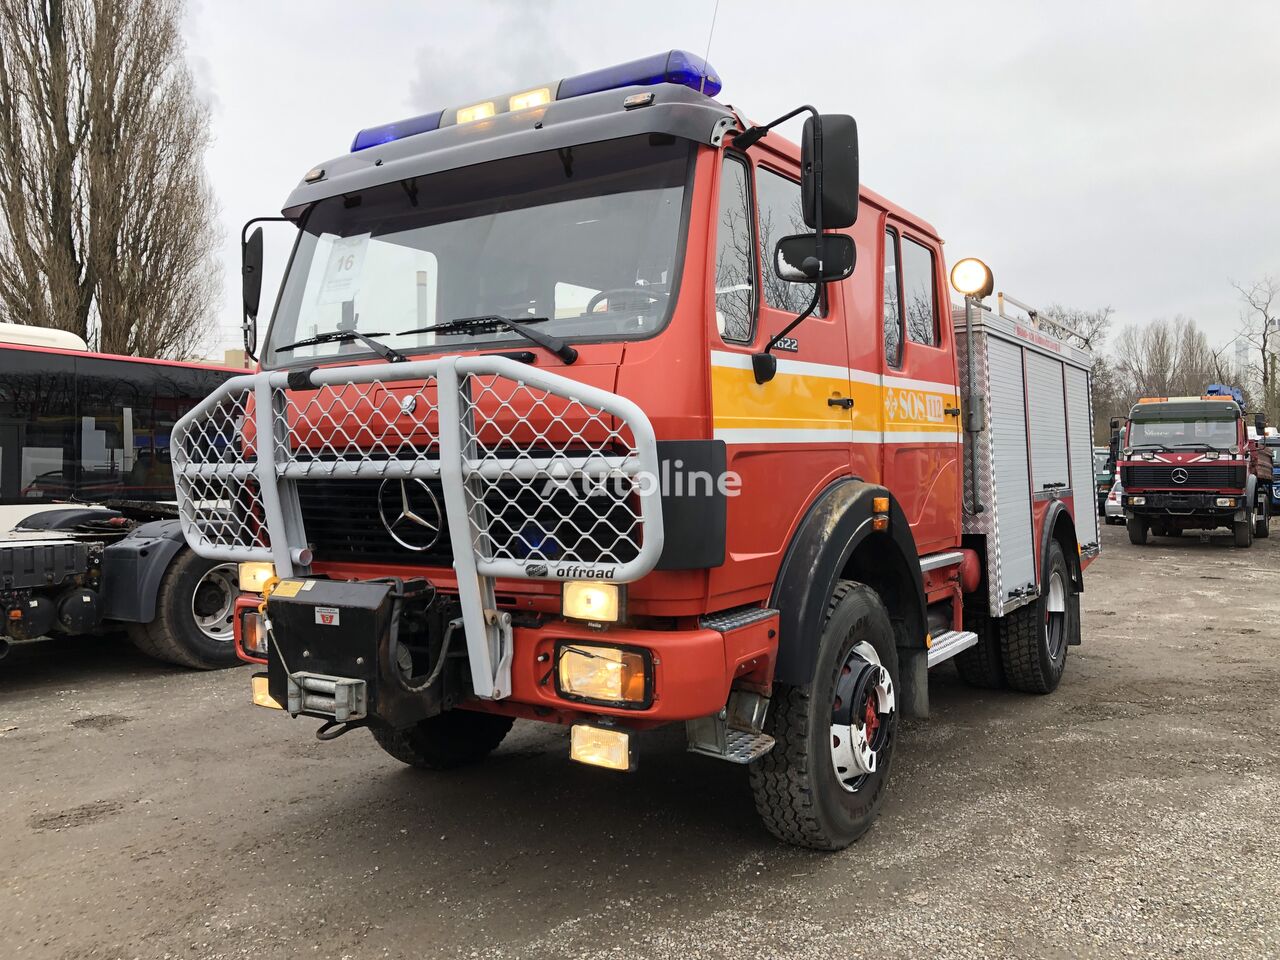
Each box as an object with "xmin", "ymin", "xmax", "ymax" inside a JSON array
[
  {"xmin": 1064, "ymin": 366, "xmax": 1099, "ymax": 548},
  {"xmin": 1025, "ymin": 352, "xmax": 1070, "ymax": 492},
  {"xmin": 956, "ymin": 303, "xmax": 1094, "ymax": 617}
]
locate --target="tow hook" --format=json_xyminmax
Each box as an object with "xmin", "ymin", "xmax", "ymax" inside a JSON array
[{"xmin": 315, "ymin": 719, "xmax": 366, "ymax": 741}]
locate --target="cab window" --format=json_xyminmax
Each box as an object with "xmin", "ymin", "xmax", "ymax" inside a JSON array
[
  {"xmin": 756, "ymin": 169, "xmax": 821, "ymax": 316},
  {"xmin": 900, "ymin": 236, "xmax": 939, "ymax": 347},
  {"xmin": 883, "ymin": 228, "xmax": 902, "ymax": 368},
  {"xmin": 714, "ymin": 155, "xmax": 755, "ymax": 342}
]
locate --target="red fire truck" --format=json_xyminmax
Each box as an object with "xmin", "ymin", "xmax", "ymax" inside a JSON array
[
  {"xmin": 173, "ymin": 51, "xmax": 1098, "ymax": 849},
  {"xmin": 1118, "ymin": 392, "xmax": 1272, "ymax": 546}
]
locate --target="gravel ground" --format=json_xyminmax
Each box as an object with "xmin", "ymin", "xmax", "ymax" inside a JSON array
[{"xmin": 2, "ymin": 522, "xmax": 1279, "ymax": 960}]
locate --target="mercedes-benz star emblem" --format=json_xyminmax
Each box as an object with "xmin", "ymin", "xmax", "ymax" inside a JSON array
[
  {"xmin": 377, "ymin": 478, "xmax": 442, "ymax": 551},
  {"xmin": 1171, "ymin": 467, "xmax": 1189, "ymax": 484}
]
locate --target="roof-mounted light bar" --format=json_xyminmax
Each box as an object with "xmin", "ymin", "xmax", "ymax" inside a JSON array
[{"xmin": 349, "ymin": 49, "xmax": 721, "ymax": 152}]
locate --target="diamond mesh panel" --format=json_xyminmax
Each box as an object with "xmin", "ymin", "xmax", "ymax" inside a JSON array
[
  {"xmin": 173, "ymin": 383, "xmax": 270, "ymax": 555},
  {"xmin": 460, "ymin": 378, "xmax": 642, "ymax": 571},
  {"xmin": 278, "ymin": 378, "xmax": 441, "ymax": 475}
]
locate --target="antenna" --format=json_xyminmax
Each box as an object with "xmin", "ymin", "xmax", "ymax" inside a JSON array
[{"xmin": 699, "ymin": 0, "xmax": 721, "ymax": 95}]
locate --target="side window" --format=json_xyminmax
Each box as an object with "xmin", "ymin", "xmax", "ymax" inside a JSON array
[
  {"xmin": 900, "ymin": 236, "xmax": 938, "ymax": 347},
  {"xmin": 883, "ymin": 228, "xmax": 902, "ymax": 368},
  {"xmin": 714, "ymin": 155, "xmax": 755, "ymax": 342},
  {"xmin": 756, "ymin": 168, "xmax": 818, "ymax": 315}
]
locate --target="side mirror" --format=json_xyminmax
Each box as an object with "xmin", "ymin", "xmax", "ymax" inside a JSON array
[
  {"xmin": 773, "ymin": 233, "xmax": 856, "ymax": 284},
  {"xmin": 1255, "ymin": 414, "xmax": 1266, "ymax": 436},
  {"xmin": 801, "ymin": 114, "xmax": 859, "ymax": 230},
  {"xmin": 1109, "ymin": 416, "xmax": 1121, "ymax": 431},
  {"xmin": 242, "ymin": 226, "xmax": 264, "ymax": 356}
]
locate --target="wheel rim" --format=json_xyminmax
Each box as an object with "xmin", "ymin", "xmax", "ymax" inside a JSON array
[
  {"xmin": 1045, "ymin": 569, "xmax": 1067, "ymax": 663},
  {"xmin": 830, "ymin": 641, "xmax": 896, "ymax": 793},
  {"xmin": 191, "ymin": 563, "xmax": 237, "ymax": 643}
]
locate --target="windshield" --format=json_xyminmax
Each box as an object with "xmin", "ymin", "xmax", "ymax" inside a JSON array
[
  {"xmin": 265, "ymin": 135, "xmax": 693, "ymax": 366},
  {"xmin": 1128, "ymin": 417, "xmax": 1239, "ymax": 451}
]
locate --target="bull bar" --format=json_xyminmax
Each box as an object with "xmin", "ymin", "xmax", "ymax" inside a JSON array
[{"xmin": 170, "ymin": 354, "xmax": 665, "ymax": 701}]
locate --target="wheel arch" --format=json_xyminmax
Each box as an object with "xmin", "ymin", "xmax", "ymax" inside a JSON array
[
  {"xmin": 1041, "ymin": 499, "xmax": 1082, "ymax": 592},
  {"xmin": 770, "ymin": 478, "xmax": 927, "ymax": 686},
  {"xmin": 99, "ymin": 518, "xmax": 188, "ymax": 623}
]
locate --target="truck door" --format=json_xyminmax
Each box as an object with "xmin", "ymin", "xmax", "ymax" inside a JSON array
[
  {"xmin": 708, "ymin": 153, "xmax": 854, "ymax": 593},
  {"xmin": 880, "ymin": 223, "xmax": 962, "ymax": 554}
]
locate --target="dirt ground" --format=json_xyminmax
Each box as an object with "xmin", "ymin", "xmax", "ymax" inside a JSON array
[{"xmin": 2, "ymin": 522, "xmax": 1279, "ymax": 960}]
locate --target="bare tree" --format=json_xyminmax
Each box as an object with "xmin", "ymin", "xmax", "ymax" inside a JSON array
[
  {"xmin": 1113, "ymin": 316, "xmax": 1225, "ymax": 402},
  {"xmin": 1231, "ymin": 275, "xmax": 1279, "ymax": 423},
  {"xmin": 0, "ymin": 0, "xmax": 219, "ymax": 358},
  {"xmin": 1041, "ymin": 303, "xmax": 1114, "ymax": 352}
]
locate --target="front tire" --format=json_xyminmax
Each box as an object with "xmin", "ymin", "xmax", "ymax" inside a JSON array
[
  {"xmin": 749, "ymin": 581, "xmax": 900, "ymax": 850},
  {"xmin": 1126, "ymin": 517, "xmax": 1148, "ymax": 545},
  {"xmin": 127, "ymin": 551, "xmax": 240, "ymax": 669},
  {"xmin": 371, "ymin": 710, "xmax": 514, "ymax": 770},
  {"xmin": 1234, "ymin": 509, "xmax": 1253, "ymax": 547}
]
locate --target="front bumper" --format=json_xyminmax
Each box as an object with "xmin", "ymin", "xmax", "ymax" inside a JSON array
[
  {"xmin": 237, "ymin": 581, "xmax": 779, "ymax": 727},
  {"xmin": 1124, "ymin": 491, "xmax": 1246, "ymax": 521}
]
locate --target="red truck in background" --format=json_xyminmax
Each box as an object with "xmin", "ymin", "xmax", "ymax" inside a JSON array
[
  {"xmin": 171, "ymin": 50, "xmax": 1099, "ymax": 849},
  {"xmin": 1119, "ymin": 392, "xmax": 1273, "ymax": 547}
]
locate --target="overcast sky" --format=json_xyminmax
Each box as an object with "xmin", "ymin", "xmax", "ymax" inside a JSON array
[{"xmin": 184, "ymin": 0, "xmax": 1280, "ymax": 359}]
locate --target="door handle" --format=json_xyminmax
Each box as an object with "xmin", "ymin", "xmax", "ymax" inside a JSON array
[
  {"xmin": 828, "ymin": 397, "xmax": 854, "ymax": 409},
  {"xmin": 944, "ymin": 406, "xmax": 961, "ymax": 416}
]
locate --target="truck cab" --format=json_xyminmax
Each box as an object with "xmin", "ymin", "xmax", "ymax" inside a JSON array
[{"xmin": 1119, "ymin": 395, "xmax": 1272, "ymax": 546}]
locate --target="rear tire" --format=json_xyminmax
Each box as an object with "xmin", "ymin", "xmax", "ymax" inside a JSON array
[
  {"xmin": 1000, "ymin": 540, "xmax": 1076, "ymax": 694},
  {"xmin": 1234, "ymin": 510, "xmax": 1253, "ymax": 547},
  {"xmin": 372, "ymin": 710, "xmax": 514, "ymax": 770},
  {"xmin": 749, "ymin": 581, "xmax": 900, "ymax": 850},
  {"xmin": 1126, "ymin": 518, "xmax": 1148, "ymax": 545},
  {"xmin": 954, "ymin": 607, "xmax": 1005, "ymax": 689},
  {"xmin": 127, "ymin": 551, "xmax": 240, "ymax": 669}
]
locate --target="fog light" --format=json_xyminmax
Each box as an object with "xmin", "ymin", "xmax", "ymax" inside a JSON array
[
  {"xmin": 562, "ymin": 581, "xmax": 622, "ymax": 623},
  {"xmin": 556, "ymin": 642, "xmax": 650, "ymax": 706},
  {"xmin": 238, "ymin": 561, "xmax": 276, "ymax": 593},
  {"xmin": 570, "ymin": 724, "xmax": 633, "ymax": 771},
  {"xmin": 1216, "ymin": 497, "xmax": 1235, "ymax": 507},
  {"xmin": 1129, "ymin": 496, "xmax": 1146, "ymax": 506},
  {"xmin": 250, "ymin": 673, "xmax": 282, "ymax": 710},
  {"xmin": 241, "ymin": 611, "xmax": 267, "ymax": 658}
]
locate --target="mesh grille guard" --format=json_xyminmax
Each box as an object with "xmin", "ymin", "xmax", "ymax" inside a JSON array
[{"xmin": 170, "ymin": 355, "xmax": 665, "ymax": 700}]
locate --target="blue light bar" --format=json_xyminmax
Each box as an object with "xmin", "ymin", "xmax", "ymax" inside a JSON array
[
  {"xmin": 347, "ymin": 49, "xmax": 721, "ymax": 153},
  {"xmin": 351, "ymin": 110, "xmax": 444, "ymax": 152},
  {"xmin": 557, "ymin": 49, "xmax": 721, "ymax": 100}
]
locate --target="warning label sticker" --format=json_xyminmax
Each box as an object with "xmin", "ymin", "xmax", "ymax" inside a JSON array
[{"xmin": 315, "ymin": 606, "xmax": 341, "ymax": 627}]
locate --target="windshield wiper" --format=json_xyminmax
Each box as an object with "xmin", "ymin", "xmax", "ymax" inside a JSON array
[
  {"xmin": 402, "ymin": 315, "xmax": 578, "ymax": 365},
  {"xmin": 1129, "ymin": 443, "xmax": 1173, "ymax": 452},
  {"xmin": 275, "ymin": 329, "xmax": 408, "ymax": 363},
  {"xmin": 1170, "ymin": 442, "xmax": 1225, "ymax": 452}
]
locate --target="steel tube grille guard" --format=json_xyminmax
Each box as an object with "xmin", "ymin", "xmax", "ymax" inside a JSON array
[{"xmin": 171, "ymin": 355, "xmax": 666, "ymax": 700}]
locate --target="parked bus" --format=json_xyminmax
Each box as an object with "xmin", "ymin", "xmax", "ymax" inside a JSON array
[{"xmin": 0, "ymin": 327, "xmax": 242, "ymax": 667}]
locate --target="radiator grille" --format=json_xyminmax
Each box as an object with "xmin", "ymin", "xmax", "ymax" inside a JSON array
[
  {"xmin": 297, "ymin": 477, "xmax": 641, "ymax": 569},
  {"xmin": 1121, "ymin": 464, "xmax": 1246, "ymax": 489}
]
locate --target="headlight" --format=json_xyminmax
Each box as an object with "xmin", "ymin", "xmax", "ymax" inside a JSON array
[
  {"xmin": 1129, "ymin": 496, "xmax": 1146, "ymax": 506},
  {"xmin": 238, "ymin": 561, "xmax": 276, "ymax": 593},
  {"xmin": 562, "ymin": 581, "xmax": 623, "ymax": 623},
  {"xmin": 1216, "ymin": 497, "xmax": 1236, "ymax": 507},
  {"xmin": 556, "ymin": 642, "xmax": 650, "ymax": 707}
]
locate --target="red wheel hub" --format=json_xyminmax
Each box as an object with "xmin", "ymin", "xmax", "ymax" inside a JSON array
[{"xmin": 863, "ymin": 693, "xmax": 880, "ymax": 742}]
